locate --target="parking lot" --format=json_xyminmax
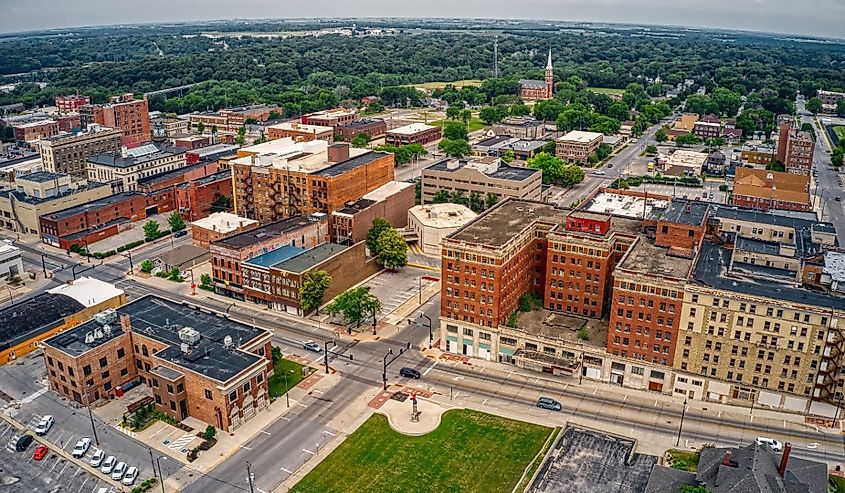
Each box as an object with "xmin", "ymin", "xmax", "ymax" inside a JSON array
[
  {"xmin": 362, "ymin": 267, "xmax": 438, "ymax": 321},
  {"xmin": 0, "ymin": 420, "xmax": 110, "ymax": 493},
  {"xmin": 88, "ymin": 213, "xmax": 171, "ymax": 253}
]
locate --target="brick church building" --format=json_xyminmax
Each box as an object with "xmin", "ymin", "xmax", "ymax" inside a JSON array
[{"xmin": 519, "ymin": 49, "xmax": 554, "ymax": 101}]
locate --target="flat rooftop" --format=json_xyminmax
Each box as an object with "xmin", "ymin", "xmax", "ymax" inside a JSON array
[
  {"xmin": 191, "ymin": 212, "xmax": 257, "ymax": 235},
  {"xmin": 3, "ymin": 181, "xmax": 109, "ymax": 206},
  {"xmin": 0, "ymin": 292, "xmax": 84, "ymax": 353},
  {"xmin": 425, "ymin": 158, "xmax": 539, "ymax": 182},
  {"xmin": 268, "ymin": 122, "xmax": 333, "ymax": 134},
  {"xmin": 273, "ymin": 243, "xmax": 348, "ymax": 273},
  {"xmin": 649, "ymin": 200, "xmax": 710, "ymax": 226},
  {"xmin": 361, "ymin": 180, "xmax": 414, "ymax": 202},
  {"xmin": 213, "ymin": 215, "xmax": 321, "ymax": 250},
  {"xmin": 693, "ymin": 242, "xmax": 845, "ymax": 311},
  {"xmin": 515, "ymin": 309, "xmax": 606, "ymax": 348},
  {"xmin": 410, "ymin": 204, "xmax": 478, "ymax": 229},
  {"xmin": 244, "ymin": 245, "xmax": 304, "ymax": 268},
  {"xmin": 387, "ymin": 123, "xmax": 437, "ymax": 135},
  {"xmin": 557, "ymin": 130, "xmax": 603, "ymax": 143},
  {"xmin": 585, "ymin": 191, "xmax": 670, "ymax": 219},
  {"xmin": 617, "ymin": 238, "xmax": 693, "ymax": 279},
  {"xmin": 88, "ymin": 145, "xmax": 185, "ymax": 168},
  {"xmin": 448, "ymin": 199, "xmax": 567, "ymax": 248},
  {"xmin": 46, "ymin": 295, "xmax": 266, "ymax": 383},
  {"xmin": 529, "ymin": 426, "xmax": 657, "ymax": 493},
  {"xmin": 313, "ymin": 151, "xmax": 388, "ymax": 178},
  {"xmin": 43, "ymin": 192, "xmax": 140, "ymax": 220},
  {"xmin": 20, "ymin": 171, "xmax": 64, "ymax": 183}
]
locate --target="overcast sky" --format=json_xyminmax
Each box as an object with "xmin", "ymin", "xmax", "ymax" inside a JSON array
[{"xmin": 1, "ymin": 0, "xmax": 843, "ymax": 39}]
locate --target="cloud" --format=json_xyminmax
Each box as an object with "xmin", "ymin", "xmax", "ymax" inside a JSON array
[{"xmin": 0, "ymin": 0, "xmax": 842, "ymax": 38}]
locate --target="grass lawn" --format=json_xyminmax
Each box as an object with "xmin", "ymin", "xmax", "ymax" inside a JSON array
[
  {"xmin": 290, "ymin": 409, "xmax": 554, "ymax": 493},
  {"xmin": 587, "ymin": 86, "xmax": 625, "ymax": 96},
  {"xmin": 409, "ymin": 79, "xmax": 482, "ymax": 90},
  {"xmin": 666, "ymin": 449, "xmax": 701, "ymax": 472},
  {"xmin": 833, "ymin": 126, "xmax": 845, "ymax": 141},
  {"xmin": 429, "ymin": 117, "xmax": 487, "ymax": 133},
  {"xmin": 831, "ymin": 475, "xmax": 845, "ymax": 493},
  {"xmin": 267, "ymin": 357, "xmax": 312, "ymax": 401}
]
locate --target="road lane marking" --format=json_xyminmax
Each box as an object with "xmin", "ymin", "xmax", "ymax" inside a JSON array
[
  {"xmin": 240, "ymin": 445, "xmax": 252, "ymax": 451},
  {"xmin": 297, "ymin": 402, "xmax": 308, "ymax": 408},
  {"xmin": 20, "ymin": 387, "xmax": 48, "ymax": 404},
  {"xmin": 280, "ymin": 467, "xmax": 293, "ymax": 474},
  {"xmin": 259, "ymin": 430, "xmax": 271, "ymax": 435},
  {"xmin": 302, "ymin": 448, "xmax": 315, "ymax": 455},
  {"xmin": 312, "ymin": 389, "xmax": 323, "ymax": 394},
  {"xmin": 322, "ymin": 430, "xmax": 336, "ymax": 437},
  {"xmin": 482, "ymin": 399, "xmax": 488, "ymax": 406},
  {"xmin": 280, "ymin": 416, "xmax": 291, "ymax": 421},
  {"xmin": 423, "ymin": 361, "xmax": 438, "ymax": 376}
]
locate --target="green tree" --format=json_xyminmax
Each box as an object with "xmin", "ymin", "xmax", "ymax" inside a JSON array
[
  {"xmin": 675, "ymin": 133, "xmax": 701, "ymax": 147},
  {"xmin": 510, "ymin": 103, "xmax": 530, "ymax": 116},
  {"xmin": 350, "ymin": 133, "xmax": 370, "ymax": 148},
  {"xmin": 645, "ymin": 144, "xmax": 658, "ymax": 155},
  {"xmin": 235, "ymin": 126, "xmax": 246, "ymax": 146},
  {"xmin": 168, "ymin": 212, "xmax": 186, "ymax": 231},
  {"xmin": 375, "ymin": 228, "xmax": 408, "ymax": 270},
  {"xmin": 502, "ymin": 149, "xmax": 515, "ymax": 163},
  {"xmin": 446, "ymin": 103, "xmax": 463, "ymax": 120},
  {"xmin": 366, "ymin": 217, "xmax": 391, "ymax": 256},
  {"xmin": 485, "ymin": 192, "xmax": 499, "ymax": 209},
  {"xmin": 300, "ymin": 270, "xmax": 333, "ymax": 314},
  {"xmin": 432, "ymin": 190, "xmax": 450, "ymax": 203},
  {"xmin": 479, "ymin": 106, "xmax": 504, "ymax": 125},
  {"xmin": 607, "ymin": 102, "xmax": 630, "ymax": 122},
  {"xmin": 559, "ymin": 164, "xmax": 586, "ymax": 187},
  {"xmin": 765, "ymin": 161, "xmax": 786, "ymax": 172},
  {"xmin": 442, "ymin": 121, "xmax": 468, "ymax": 141},
  {"xmin": 438, "ymin": 138, "xmax": 471, "ymax": 158},
  {"xmin": 806, "ymin": 97, "xmax": 823, "ymax": 115},
  {"xmin": 414, "ymin": 180, "xmax": 422, "ymax": 205},
  {"xmin": 168, "ymin": 267, "xmax": 182, "ymax": 281},
  {"xmin": 211, "ymin": 194, "xmax": 232, "ymax": 212},
  {"xmin": 196, "ymin": 122, "xmax": 205, "ymax": 134},
  {"xmin": 460, "ymin": 109, "xmax": 472, "ymax": 125},
  {"xmin": 832, "ymin": 147, "xmax": 844, "ymax": 167},
  {"xmin": 655, "ymin": 128, "xmax": 667, "ymax": 142},
  {"xmin": 590, "ymin": 115, "xmax": 621, "ymax": 135},
  {"xmin": 680, "ymin": 486, "xmax": 713, "ymax": 493},
  {"xmin": 143, "ymin": 220, "xmax": 161, "ymax": 241},
  {"xmin": 203, "ymin": 425, "xmax": 217, "ymax": 440},
  {"xmin": 200, "ymin": 273, "xmax": 212, "ymax": 287},
  {"xmin": 326, "ymin": 287, "xmax": 382, "ymax": 331},
  {"xmin": 526, "ymin": 152, "xmax": 565, "ymax": 184},
  {"xmin": 837, "ymin": 99, "xmax": 845, "ymax": 118},
  {"xmin": 140, "ymin": 259, "xmax": 154, "ymax": 273}
]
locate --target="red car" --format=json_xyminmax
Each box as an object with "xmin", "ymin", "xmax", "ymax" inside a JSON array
[{"xmin": 32, "ymin": 445, "xmax": 48, "ymax": 461}]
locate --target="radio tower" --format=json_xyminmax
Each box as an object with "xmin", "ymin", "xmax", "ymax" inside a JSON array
[{"xmin": 493, "ymin": 36, "xmax": 499, "ymax": 79}]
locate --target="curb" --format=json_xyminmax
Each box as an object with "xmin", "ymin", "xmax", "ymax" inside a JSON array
[{"xmin": 375, "ymin": 398, "xmax": 451, "ymax": 437}]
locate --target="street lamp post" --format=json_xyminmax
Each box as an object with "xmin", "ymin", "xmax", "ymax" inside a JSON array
[
  {"xmin": 324, "ymin": 339, "xmax": 333, "ymax": 374},
  {"xmin": 675, "ymin": 398, "xmax": 688, "ymax": 447},
  {"xmin": 419, "ymin": 313, "xmax": 433, "ymax": 349},
  {"xmin": 156, "ymin": 456, "xmax": 167, "ymax": 493},
  {"xmin": 283, "ymin": 369, "xmax": 293, "ymax": 408},
  {"xmin": 82, "ymin": 390, "xmax": 99, "ymax": 446},
  {"xmin": 383, "ymin": 349, "xmax": 393, "ymax": 391},
  {"xmin": 372, "ymin": 309, "xmax": 377, "ymax": 336}
]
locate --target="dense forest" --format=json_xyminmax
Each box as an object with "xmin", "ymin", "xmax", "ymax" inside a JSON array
[{"xmin": 1, "ymin": 20, "xmax": 844, "ymax": 125}]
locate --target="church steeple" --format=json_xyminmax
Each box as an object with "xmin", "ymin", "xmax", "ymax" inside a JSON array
[
  {"xmin": 546, "ymin": 48, "xmax": 553, "ymax": 70},
  {"xmin": 545, "ymin": 48, "xmax": 554, "ymax": 98}
]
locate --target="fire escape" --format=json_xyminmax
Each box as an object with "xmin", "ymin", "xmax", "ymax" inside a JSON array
[{"xmin": 814, "ymin": 316, "xmax": 844, "ymax": 402}]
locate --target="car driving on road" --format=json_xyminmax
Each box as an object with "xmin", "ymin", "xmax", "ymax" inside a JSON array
[
  {"xmin": 399, "ymin": 367, "xmax": 421, "ymax": 379},
  {"xmin": 303, "ymin": 341, "xmax": 322, "ymax": 352},
  {"xmin": 536, "ymin": 397, "xmax": 562, "ymax": 411}
]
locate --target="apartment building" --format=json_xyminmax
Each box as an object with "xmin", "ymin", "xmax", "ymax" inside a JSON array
[
  {"xmin": 210, "ymin": 214, "xmax": 329, "ymax": 299},
  {"xmin": 385, "ymin": 123, "xmax": 441, "ymax": 146},
  {"xmin": 731, "ymin": 169, "xmax": 811, "ymax": 212},
  {"xmin": 13, "ymin": 120, "xmax": 60, "ymax": 144},
  {"xmin": 555, "ymin": 130, "xmax": 603, "ymax": 163},
  {"xmin": 55, "ymin": 95, "xmax": 90, "ymax": 114},
  {"xmin": 86, "ymin": 143, "xmax": 187, "ymax": 192},
  {"xmin": 39, "ymin": 125, "xmax": 122, "ymax": 176},
  {"xmin": 692, "ymin": 121, "xmax": 721, "ymax": 140},
  {"xmin": 231, "ymin": 139, "xmax": 394, "ymax": 223},
  {"xmin": 174, "ymin": 171, "xmax": 235, "ymax": 221},
  {"xmin": 266, "ymin": 122, "xmax": 333, "ymax": 142},
  {"xmin": 818, "ymin": 90, "xmax": 845, "ymax": 112},
  {"xmin": 421, "ymin": 157, "xmax": 543, "ymax": 204},
  {"xmin": 79, "ymin": 94, "xmax": 151, "ymax": 147},
  {"xmin": 740, "ymin": 143, "xmax": 776, "ymax": 165},
  {"xmin": 43, "ymin": 295, "xmax": 273, "ymax": 431},
  {"xmin": 301, "ymin": 108, "xmax": 359, "ymax": 128},
  {"xmin": 330, "ymin": 180, "xmax": 415, "ymax": 244},
  {"xmin": 776, "ymin": 123, "xmax": 815, "ymax": 175}
]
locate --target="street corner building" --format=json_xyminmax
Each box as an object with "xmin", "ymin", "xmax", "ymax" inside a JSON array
[{"xmin": 42, "ymin": 294, "xmax": 274, "ymax": 432}]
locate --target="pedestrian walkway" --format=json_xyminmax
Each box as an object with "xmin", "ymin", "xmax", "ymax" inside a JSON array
[{"xmin": 376, "ymin": 395, "xmax": 446, "ymax": 436}]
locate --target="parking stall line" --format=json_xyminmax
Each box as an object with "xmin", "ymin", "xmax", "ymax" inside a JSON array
[
  {"xmin": 63, "ymin": 434, "xmax": 74, "ymax": 450},
  {"xmin": 48, "ymin": 457, "xmax": 62, "ymax": 473},
  {"xmin": 57, "ymin": 460, "xmax": 71, "ymax": 476},
  {"xmin": 77, "ymin": 477, "xmax": 91, "ymax": 493}
]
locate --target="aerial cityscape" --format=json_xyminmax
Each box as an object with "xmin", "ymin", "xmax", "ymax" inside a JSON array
[{"xmin": 0, "ymin": 8, "xmax": 845, "ymax": 493}]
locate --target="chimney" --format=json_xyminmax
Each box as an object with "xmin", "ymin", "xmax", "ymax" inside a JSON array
[
  {"xmin": 328, "ymin": 143, "xmax": 350, "ymax": 163},
  {"xmin": 119, "ymin": 314, "xmax": 132, "ymax": 334},
  {"xmin": 722, "ymin": 450, "xmax": 733, "ymax": 466},
  {"xmin": 778, "ymin": 443, "xmax": 792, "ymax": 478}
]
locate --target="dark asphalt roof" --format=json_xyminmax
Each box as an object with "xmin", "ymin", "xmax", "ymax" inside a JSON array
[
  {"xmin": 693, "ymin": 241, "xmax": 845, "ymax": 310},
  {"xmin": 42, "ymin": 192, "xmax": 141, "ymax": 221},
  {"xmin": 137, "ymin": 161, "xmax": 215, "ymax": 186},
  {"xmin": 712, "ymin": 205, "xmax": 836, "ymax": 256},
  {"xmin": 313, "ymin": 151, "xmax": 389, "ymax": 178},
  {"xmin": 2, "ymin": 182, "xmax": 110, "ymax": 206},
  {"xmin": 520, "ymin": 79, "xmax": 547, "ymax": 89},
  {"xmin": 0, "ymin": 293, "xmax": 85, "ymax": 352},
  {"xmin": 426, "ymin": 159, "xmax": 539, "ymax": 181},
  {"xmin": 736, "ymin": 236, "xmax": 781, "ymax": 255},
  {"xmin": 336, "ymin": 118, "xmax": 385, "ymax": 129},
  {"xmin": 45, "ymin": 295, "xmax": 266, "ymax": 383},
  {"xmin": 184, "ymin": 170, "xmax": 232, "ymax": 187},
  {"xmin": 88, "ymin": 145, "xmax": 185, "ymax": 168},
  {"xmin": 213, "ymin": 215, "xmax": 318, "ymax": 249},
  {"xmin": 475, "ymin": 136, "xmax": 514, "ymax": 147},
  {"xmin": 20, "ymin": 171, "xmax": 65, "ymax": 183},
  {"xmin": 334, "ymin": 198, "xmax": 377, "ymax": 216},
  {"xmin": 272, "ymin": 243, "xmax": 347, "ymax": 273},
  {"xmin": 649, "ymin": 200, "xmax": 710, "ymax": 226}
]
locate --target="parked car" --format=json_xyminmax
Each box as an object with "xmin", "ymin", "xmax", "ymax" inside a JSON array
[
  {"xmin": 122, "ymin": 466, "xmax": 139, "ymax": 486},
  {"xmin": 101, "ymin": 455, "xmax": 117, "ymax": 474},
  {"xmin": 32, "ymin": 445, "xmax": 49, "ymax": 460},
  {"xmin": 836, "ymin": 196, "xmax": 841, "ymax": 202},
  {"xmin": 174, "ymin": 230, "xmax": 188, "ymax": 238},
  {"xmin": 90, "ymin": 449, "xmax": 105, "ymax": 467},
  {"xmin": 34, "ymin": 415, "xmax": 54, "ymax": 436},
  {"xmin": 399, "ymin": 367, "xmax": 421, "ymax": 379},
  {"xmin": 594, "ymin": 170, "xmax": 606, "ymax": 175},
  {"xmin": 536, "ymin": 397, "xmax": 562, "ymax": 411},
  {"xmin": 303, "ymin": 341, "xmax": 322, "ymax": 352},
  {"xmin": 14, "ymin": 434, "xmax": 33, "ymax": 452},
  {"xmin": 111, "ymin": 461, "xmax": 128, "ymax": 481},
  {"xmin": 71, "ymin": 437, "xmax": 91, "ymax": 458},
  {"xmin": 756, "ymin": 436, "xmax": 783, "ymax": 452}
]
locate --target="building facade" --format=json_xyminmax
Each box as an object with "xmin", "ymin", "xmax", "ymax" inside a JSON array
[
  {"xmin": 55, "ymin": 95, "xmax": 90, "ymax": 114},
  {"xmin": 13, "ymin": 120, "xmax": 60, "ymax": 144},
  {"xmin": 334, "ymin": 119, "xmax": 387, "ymax": 142},
  {"xmin": 79, "ymin": 94, "xmax": 151, "ymax": 148},
  {"xmin": 519, "ymin": 49, "xmax": 554, "ymax": 101},
  {"xmin": 731, "ymin": 168, "xmax": 811, "ymax": 212},
  {"xmin": 330, "ymin": 180, "xmax": 415, "ymax": 245},
  {"xmin": 301, "ymin": 108, "xmax": 359, "ymax": 128},
  {"xmin": 555, "ymin": 131, "xmax": 603, "ymax": 163},
  {"xmin": 191, "ymin": 212, "xmax": 258, "ymax": 249},
  {"xmin": 39, "ymin": 126, "xmax": 122, "ymax": 176},
  {"xmin": 86, "ymin": 143, "xmax": 187, "ymax": 192},
  {"xmin": 421, "ymin": 157, "xmax": 544, "ymax": 205},
  {"xmin": 385, "ymin": 123, "xmax": 441, "ymax": 146},
  {"xmin": 776, "ymin": 123, "xmax": 815, "ymax": 175},
  {"xmin": 266, "ymin": 122, "xmax": 334, "ymax": 142}
]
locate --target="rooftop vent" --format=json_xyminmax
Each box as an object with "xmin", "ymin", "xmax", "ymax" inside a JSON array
[
  {"xmin": 178, "ymin": 327, "xmax": 201, "ymax": 345},
  {"xmin": 93, "ymin": 309, "xmax": 117, "ymax": 325}
]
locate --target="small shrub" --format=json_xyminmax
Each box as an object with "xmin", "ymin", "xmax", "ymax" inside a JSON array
[
  {"xmin": 203, "ymin": 425, "xmax": 216, "ymax": 440},
  {"xmin": 140, "ymin": 259, "xmax": 154, "ymax": 273},
  {"xmin": 155, "ymin": 271, "xmax": 168, "ymax": 278},
  {"xmin": 506, "ymin": 312, "xmax": 518, "ymax": 328},
  {"xmin": 577, "ymin": 328, "xmax": 590, "ymax": 341}
]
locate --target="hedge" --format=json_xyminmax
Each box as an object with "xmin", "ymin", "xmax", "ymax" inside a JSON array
[{"xmin": 117, "ymin": 240, "xmax": 145, "ymax": 252}]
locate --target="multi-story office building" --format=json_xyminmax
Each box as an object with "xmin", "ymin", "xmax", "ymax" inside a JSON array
[
  {"xmin": 330, "ymin": 180, "xmax": 415, "ymax": 245},
  {"xmin": 79, "ymin": 94, "xmax": 151, "ymax": 147},
  {"xmin": 385, "ymin": 123, "xmax": 441, "ymax": 146},
  {"xmin": 818, "ymin": 90, "xmax": 845, "ymax": 112},
  {"xmin": 86, "ymin": 143, "xmax": 187, "ymax": 192},
  {"xmin": 188, "ymin": 105, "xmax": 281, "ymax": 132},
  {"xmin": 210, "ymin": 215, "xmax": 329, "ymax": 299},
  {"xmin": 740, "ymin": 143, "xmax": 776, "ymax": 165},
  {"xmin": 334, "ymin": 119, "xmax": 387, "ymax": 142},
  {"xmin": 231, "ymin": 139, "xmax": 394, "ymax": 224},
  {"xmin": 490, "ymin": 117, "xmax": 546, "ymax": 139},
  {"xmin": 420, "ymin": 157, "xmax": 543, "ymax": 204},
  {"xmin": 555, "ymin": 130, "xmax": 603, "ymax": 163},
  {"xmin": 731, "ymin": 168, "xmax": 811, "ymax": 212},
  {"xmin": 43, "ymin": 295, "xmax": 273, "ymax": 431},
  {"xmin": 776, "ymin": 123, "xmax": 815, "ymax": 175},
  {"xmin": 12, "ymin": 119, "xmax": 60, "ymax": 144},
  {"xmin": 39, "ymin": 125, "xmax": 122, "ymax": 176}
]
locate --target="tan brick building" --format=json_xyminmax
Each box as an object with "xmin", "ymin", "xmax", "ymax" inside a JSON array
[
  {"xmin": 266, "ymin": 122, "xmax": 334, "ymax": 142},
  {"xmin": 420, "ymin": 157, "xmax": 543, "ymax": 205},
  {"xmin": 555, "ymin": 130, "xmax": 603, "ymax": 163},
  {"xmin": 43, "ymin": 295, "xmax": 273, "ymax": 431},
  {"xmin": 38, "ymin": 125, "xmax": 122, "ymax": 176},
  {"xmin": 191, "ymin": 212, "xmax": 259, "ymax": 248}
]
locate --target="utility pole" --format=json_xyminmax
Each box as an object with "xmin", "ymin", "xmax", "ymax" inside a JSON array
[
  {"xmin": 675, "ymin": 398, "xmax": 688, "ymax": 447},
  {"xmin": 84, "ymin": 392, "xmax": 99, "ymax": 446},
  {"xmin": 324, "ymin": 339, "xmax": 332, "ymax": 374},
  {"xmin": 148, "ymin": 448, "xmax": 157, "ymax": 479},
  {"xmin": 493, "ymin": 36, "xmax": 499, "ymax": 79},
  {"xmin": 246, "ymin": 463, "xmax": 255, "ymax": 493},
  {"xmin": 382, "ymin": 343, "xmax": 411, "ymax": 390}
]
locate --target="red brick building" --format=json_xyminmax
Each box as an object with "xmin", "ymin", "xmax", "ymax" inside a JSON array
[
  {"xmin": 175, "ymin": 171, "xmax": 234, "ymax": 221},
  {"xmin": 12, "ymin": 119, "xmax": 60, "ymax": 144},
  {"xmin": 330, "ymin": 180, "xmax": 415, "ymax": 244},
  {"xmin": 385, "ymin": 123, "xmax": 441, "ymax": 146},
  {"xmin": 79, "ymin": 94, "xmax": 151, "ymax": 148},
  {"xmin": 301, "ymin": 108, "xmax": 359, "ymax": 128},
  {"xmin": 519, "ymin": 49, "xmax": 554, "ymax": 101},
  {"xmin": 55, "ymin": 95, "xmax": 90, "ymax": 114},
  {"xmin": 43, "ymin": 295, "xmax": 273, "ymax": 432},
  {"xmin": 776, "ymin": 123, "xmax": 815, "ymax": 175},
  {"xmin": 334, "ymin": 119, "xmax": 387, "ymax": 142},
  {"xmin": 731, "ymin": 168, "xmax": 811, "ymax": 212}
]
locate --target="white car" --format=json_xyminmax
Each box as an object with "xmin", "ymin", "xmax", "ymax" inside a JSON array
[
  {"xmin": 90, "ymin": 449, "xmax": 105, "ymax": 467},
  {"xmin": 756, "ymin": 436, "xmax": 783, "ymax": 452},
  {"xmin": 101, "ymin": 455, "xmax": 117, "ymax": 474},
  {"xmin": 71, "ymin": 437, "xmax": 91, "ymax": 458},
  {"xmin": 122, "ymin": 466, "xmax": 139, "ymax": 486},
  {"xmin": 594, "ymin": 170, "xmax": 606, "ymax": 175},
  {"xmin": 111, "ymin": 461, "xmax": 128, "ymax": 481},
  {"xmin": 34, "ymin": 415, "xmax": 54, "ymax": 436},
  {"xmin": 303, "ymin": 341, "xmax": 322, "ymax": 352}
]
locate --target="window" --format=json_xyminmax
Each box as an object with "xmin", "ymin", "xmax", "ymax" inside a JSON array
[
  {"xmin": 101, "ymin": 370, "xmax": 109, "ymax": 379},
  {"xmin": 117, "ymin": 348, "xmax": 125, "ymax": 359},
  {"xmin": 151, "ymin": 378, "xmax": 159, "ymax": 388},
  {"xmin": 257, "ymin": 374, "xmax": 264, "ymax": 384},
  {"xmin": 98, "ymin": 357, "xmax": 107, "ymax": 368},
  {"xmin": 167, "ymin": 384, "xmax": 174, "ymax": 394},
  {"xmin": 120, "ymin": 368, "xmax": 128, "ymax": 377},
  {"xmin": 155, "ymin": 394, "xmax": 162, "ymax": 405},
  {"xmin": 243, "ymin": 382, "xmax": 251, "ymax": 393},
  {"xmin": 176, "ymin": 383, "xmax": 184, "ymax": 393},
  {"xmin": 170, "ymin": 400, "xmax": 176, "ymax": 411},
  {"xmin": 229, "ymin": 391, "xmax": 237, "ymax": 402}
]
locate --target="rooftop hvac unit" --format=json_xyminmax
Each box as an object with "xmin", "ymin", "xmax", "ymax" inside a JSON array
[
  {"xmin": 178, "ymin": 327, "xmax": 201, "ymax": 345},
  {"xmin": 84, "ymin": 332, "xmax": 94, "ymax": 344},
  {"xmin": 93, "ymin": 309, "xmax": 117, "ymax": 325},
  {"xmin": 180, "ymin": 342, "xmax": 190, "ymax": 354},
  {"xmin": 223, "ymin": 335, "xmax": 233, "ymax": 348}
]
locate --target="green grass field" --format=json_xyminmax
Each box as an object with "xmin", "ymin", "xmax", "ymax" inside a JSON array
[
  {"xmin": 290, "ymin": 409, "xmax": 554, "ymax": 493},
  {"xmin": 267, "ymin": 357, "xmax": 311, "ymax": 401},
  {"xmin": 409, "ymin": 79, "xmax": 482, "ymax": 90},
  {"xmin": 833, "ymin": 126, "xmax": 845, "ymax": 141},
  {"xmin": 587, "ymin": 87, "xmax": 625, "ymax": 96},
  {"xmin": 430, "ymin": 117, "xmax": 487, "ymax": 133}
]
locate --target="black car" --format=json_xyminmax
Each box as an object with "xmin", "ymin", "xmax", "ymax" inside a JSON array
[
  {"xmin": 399, "ymin": 367, "xmax": 421, "ymax": 379},
  {"xmin": 14, "ymin": 434, "xmax": 33, "ymax": 452}
]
